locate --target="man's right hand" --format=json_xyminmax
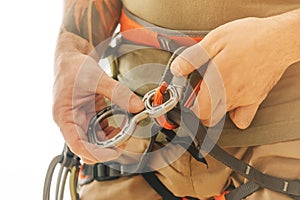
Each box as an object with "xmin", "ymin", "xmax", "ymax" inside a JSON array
[{"xmin": 52, "ymin": 32, "xmax": 144, "ymax": 164}]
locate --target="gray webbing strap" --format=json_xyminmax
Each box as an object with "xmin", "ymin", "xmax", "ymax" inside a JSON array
[
  {"xmin": 225, "ymin": 181, "xmax": 260, "ymax": 200},
  {"xmin": 226, "ymin": 182, "xmax": 300, "ymax": 200},
  {"xmin": 181, "ymin": 107, "xmax": 300, "ymax": 198}
]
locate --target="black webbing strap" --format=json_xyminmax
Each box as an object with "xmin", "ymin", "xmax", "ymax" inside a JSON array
[
  {"xmin": 161, "ymin": 128, "xmax": 207, "ymax": 164},
  {"xmin": 140, "ymin": 128, "xmax": 204, "ymax": 200},
  {"xmin": 79, "ymin": 162, "xmax": 139, "ymax": 185},
  {"xmin": 142, "ymin": 171, "xmax": 182, "ymax": 200},
  {"xmin": 180, "ymin": 107, "xmax": 300, "ymax": 199},
  {"xmin": 142, "ymin": 171, "xmax": 199, "ymax": 200}
]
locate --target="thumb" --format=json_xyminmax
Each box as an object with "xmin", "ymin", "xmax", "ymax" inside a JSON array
[
  {"xmin": 75, "ymin": 56, "xmax": 144, "ymax": 113},
  {"xmin": 99, "ymin": 74, "xmax": 144, "ymax": 113},
  {"xmin": 170, "ymin": 35, "xmax": 222, "ymax": 76},
  {"xmin": 229, "ymin": 102, "xmax": 260, "ymax": 129}
]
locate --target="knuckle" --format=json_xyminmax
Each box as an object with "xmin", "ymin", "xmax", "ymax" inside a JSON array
[
  {"xmin": 52, "ymin": 105, "xmax": 71, "ymax": 127},
  {"xmin": 68, "ymin": 141, "xmax": 81, "ymax": 155},
  {"xmin": 67, "ymin": 138, "xmax": 85, "ymax": 156},
  {"xmin": 52, "ymin": 103, "xmax": 60, "ymax": 124}
]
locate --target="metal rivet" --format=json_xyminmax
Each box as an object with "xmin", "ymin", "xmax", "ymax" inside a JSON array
[
  {"xmin": 283, "ymin": 181, "xmax": 289, "ymax": 192},
  {"xmin": 246, "ymin": 166, "xmax": 251, "ymax": 175}
]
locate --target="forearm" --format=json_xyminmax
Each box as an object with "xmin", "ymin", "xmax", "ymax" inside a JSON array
[{"xmin": 55, "ymin": 0, "xmax": 122, "ymax": 60}]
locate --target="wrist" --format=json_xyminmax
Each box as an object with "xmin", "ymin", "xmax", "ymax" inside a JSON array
[{"xmin": 267, "ymin": 9, "xmax": 300, "ymax": 68}]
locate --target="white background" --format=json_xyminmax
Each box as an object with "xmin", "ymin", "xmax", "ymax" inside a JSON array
[{"xmin": 0, "ymin": 1, "xmax": 66, "ymax": 199}]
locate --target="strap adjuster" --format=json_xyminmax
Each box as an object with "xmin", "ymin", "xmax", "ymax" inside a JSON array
[
  {"xmin": 79, "ymin": 163, "xmax": 123, "ymax": 185},
  {"xmin": 94, "ymin": 162, "xmax": 122, "ymax": 181}
]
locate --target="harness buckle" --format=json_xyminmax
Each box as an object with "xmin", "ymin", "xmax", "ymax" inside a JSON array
[{"xmin": 94, "ymin": 162, "xmax": 122, "ymax": 181}]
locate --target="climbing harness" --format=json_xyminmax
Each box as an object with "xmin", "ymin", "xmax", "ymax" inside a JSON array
[
  {"xmin": 44, "ymin": 46, "xmax": 300, "ymax": 199},
  {"xmin": 44, "ymin": 7, "xmax": 300, "ymax": 200}
]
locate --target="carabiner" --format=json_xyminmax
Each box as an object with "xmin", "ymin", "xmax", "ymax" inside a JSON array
[
  {"xmin": 87, "ymin": 105, "xmax": 132, "ymax": 147},
  {"xmin": 87, "ymin": 83, "xmax": 180, "ymax": 148}
]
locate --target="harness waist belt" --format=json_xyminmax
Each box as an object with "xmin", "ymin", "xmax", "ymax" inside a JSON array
[{"xmin": 120, "ymin": 7, "xmax": 208, "ymax": 49}]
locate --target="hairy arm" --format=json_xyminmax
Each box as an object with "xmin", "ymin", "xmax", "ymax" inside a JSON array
[
  {"xmin": 54, "ymin": 0, "xmax": 123, "ymax": 75},
  {"xmin": 62, "ymin": 0, "xmax": 122, "ymax": 47},
  {"xmin": 53, "ymin": 0, "xmax": 144, "ymax": 163}
]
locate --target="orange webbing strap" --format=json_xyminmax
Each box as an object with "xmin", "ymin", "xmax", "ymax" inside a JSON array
[
  {"xmin": 120, "ymin": 9, "xmax": 161, "ymax": 48},
  {"xmin": 119, "ymin": 8, "xmax": 204, "ymax": 49}
]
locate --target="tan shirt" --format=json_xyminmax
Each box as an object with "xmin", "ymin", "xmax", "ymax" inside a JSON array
[{"xmin": 122, "ymin": 0, "xmax": 300, "ymax": 30}]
